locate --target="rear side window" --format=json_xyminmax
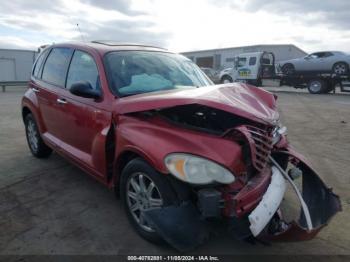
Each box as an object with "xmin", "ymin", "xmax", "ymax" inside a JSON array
[
  {"xmin": 249, "ymin": 57, "xmax": 256, "ymax": 66},
  {"xmin": 66, "ymin": 51, "xmax": 100, "ymax": 90},
  {"xmin": 42, "ymin": 48, "xmax": 73, "ymax": 87},
  {"xmin": 32, "ymin": 49, "xmax": 48, "ymax": 78}
]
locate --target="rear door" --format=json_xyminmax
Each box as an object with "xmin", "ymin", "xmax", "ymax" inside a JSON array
[{"xmin": 33, "ymin": 47, "xmax": 73, "ymax": 147}]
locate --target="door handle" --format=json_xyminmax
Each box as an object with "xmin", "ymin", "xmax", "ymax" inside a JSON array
[
  {"xmin": 57, "ymin": 98, "xmax": 67, "ymax": 104},
  {"xmin": 32, "ymin": 87, "xmax": 40, "ymax": 93}
]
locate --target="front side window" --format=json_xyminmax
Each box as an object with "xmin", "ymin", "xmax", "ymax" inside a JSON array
[
  {"xmin": 104, "ymin": 51, "xmax": 212, "ymax": 97},
  {"xmin": 66, "ymin": 51, "xmax": 100, "ymax": 90},
  {"xmin": 236, "ymin": 57, "xmax": 247, "ymax": 67},
  {"xmin": 308, "ymin": 52, "xmax": 325, "ymax": 59},
  {"xmin": 42, "ymin": 48, "xmax": 73, "ymax": 87}
]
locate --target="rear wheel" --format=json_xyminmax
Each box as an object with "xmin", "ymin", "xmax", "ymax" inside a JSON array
[
  {"xmin": 24, "ymin": 113, "xmax": 52, "ymax": 158},
  {"xmin": 307, "ymin": 79, "xmax": 327, "ymax": 94},
  {"xmin": 332, "ymin": 62, "xmax": 349, "ymax": 75},
  {"xmin": 221, "ymin": 75, "xmax": 233, "ymax": 84},
  {"xmin": 120, "ymin": 158, "xmax": 178, "ymax": 243},
  {"xmin": 281, "ymin": 63, "xmax": 295, "ymax": 76}
]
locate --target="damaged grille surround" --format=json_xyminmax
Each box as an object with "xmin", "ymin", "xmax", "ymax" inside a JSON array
[{"xmin": 224, "ymin": 125, "xmax": 274, "ymax": 173}]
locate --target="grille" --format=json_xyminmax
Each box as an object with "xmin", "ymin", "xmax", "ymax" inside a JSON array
[
  {"xmin": 224, "ymin": 125, "xmax": 273, "ymax": 173},
  {"xmin": 246, "ymin": 126, "xmax": 273, "ymax": 172}
]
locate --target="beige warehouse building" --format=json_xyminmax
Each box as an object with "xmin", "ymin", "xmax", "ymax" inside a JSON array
[{"xmin": 181, "ymin": 44, "xmax": 307, "ymax": 70}]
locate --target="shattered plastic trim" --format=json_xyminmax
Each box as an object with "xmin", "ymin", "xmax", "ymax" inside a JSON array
[{"xmin": 248, "ymin": 166, "xmax": 286, "ymax": 236}]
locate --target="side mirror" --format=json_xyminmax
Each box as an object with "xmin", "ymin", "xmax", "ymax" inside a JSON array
[{"xmin": 70, "ymin": 81, "xmax": 101, "ymax": 99}]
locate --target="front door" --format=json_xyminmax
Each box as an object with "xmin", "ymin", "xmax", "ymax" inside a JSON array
[{"xmin": 57, "ymin": 50, "xmax": 112, "ymax": 178}]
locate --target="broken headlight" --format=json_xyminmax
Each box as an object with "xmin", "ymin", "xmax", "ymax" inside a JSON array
[
  {"xmin": 164, "ymin": 153, "xmax": 235, "ymax": 185},
  {"xmin": 272, "ymin": 124, "xmax": 287, "ymax": 145}
]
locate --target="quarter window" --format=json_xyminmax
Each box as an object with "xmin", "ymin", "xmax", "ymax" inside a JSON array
[
  {"xmin": 66, "ymin": 51, "xmax": 100, "ymax": 90},
  {"xmin": 42, "ymin": 48, "xmax": 73, "ymax": 86},
  {"xmin": 32, "ymin": 49, "xmax": 49, "ymax": 78}
]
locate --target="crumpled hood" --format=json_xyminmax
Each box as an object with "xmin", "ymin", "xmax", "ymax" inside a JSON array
[{"xmin": 114, "ymin": 83, "xmax": 279, "ymax": 125}]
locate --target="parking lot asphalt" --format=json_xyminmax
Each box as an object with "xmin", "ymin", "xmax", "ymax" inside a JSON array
[{"xmin": 0, "ymin": 87, "xmax": 349, "ymax": 255}]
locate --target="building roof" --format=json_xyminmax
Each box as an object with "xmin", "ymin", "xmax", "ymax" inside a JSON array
[
  {"xmin": 181, "ymin": 44, "xmax": 306, "ymax": 55},
  {"xmin": 0, "ymin": 48, "xmax": 37, "ymax": 53}
]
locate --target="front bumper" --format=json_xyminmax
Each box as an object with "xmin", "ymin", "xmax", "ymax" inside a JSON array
[{"xmin": 143, "ymin": 147, "xmax": 341, "ymax": 251}]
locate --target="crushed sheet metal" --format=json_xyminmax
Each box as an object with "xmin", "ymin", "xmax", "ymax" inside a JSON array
[
  {"xmin": 248, "ymin": 166, "xmax": 286, "ymax": 236},
  {"xmin": 142, "ymin": 202, "xmax": 210, "ymax": 252},
  {"xmin": 269, "ymin": 156, "xmax": 313, "ymax": 231},
  {"xmin": 115, "ymin": 84, "xmax": 279, "ymax": 125}
]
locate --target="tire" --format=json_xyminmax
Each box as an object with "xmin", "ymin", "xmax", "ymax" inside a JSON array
[
  {"xmin": 307, "ymin": 79, "xmax": 327, "ymax": 94},
  {"xmin": 332, "ymin": 62, "xmax": 349, "ymax": 75},
  {"xmin": 120, "ymin": 158, "xmax": 178, "ymax": 243},
  {"xmin": 281, "ymin": 63, "xmax": 295, "ymax": 76},
  {"xmin": 24, "ymin": 113, "xmax": 52, "ymax": 158},
  {"xmin": 220, "ymin": 75, "xmax": 233, "ymax": 84}
]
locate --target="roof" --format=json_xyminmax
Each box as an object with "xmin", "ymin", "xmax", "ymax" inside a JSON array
[
  {"xmin": 50, "ymin": 41, "xmax": 169, "ymax": 55},
  {"xmin": 91, "ymin": 40, "xmax": 167, "ymax": 50},
  {"xmin": 181, "ymin": 44, "xmax": 307, "ymax": 55}
]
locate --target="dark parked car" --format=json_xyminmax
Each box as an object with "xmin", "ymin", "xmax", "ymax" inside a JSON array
[{"xmin": 22, "ymin": 41, "xmax": 340, "ymax": 250}]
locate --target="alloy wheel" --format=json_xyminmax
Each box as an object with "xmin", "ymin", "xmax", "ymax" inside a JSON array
[
  {"xmin": 334, "ymin": 64, "xmax": 347, "ymax": 75},
  {"xmin": 27, "ymin": 120, "xmax": 39, "ymax": 152},
  {"xmin": 126, "ymin": 172, "xmax": 163, "ymax": 232}
]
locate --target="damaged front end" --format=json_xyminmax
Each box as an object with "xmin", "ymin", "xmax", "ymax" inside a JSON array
[
  {"xmin": 146, "ymin": 134, "xmax": 339, "ymax": 250},
  {"xmin": 117, "ymin": 85, "xmax": 341, "ymax": 251}
]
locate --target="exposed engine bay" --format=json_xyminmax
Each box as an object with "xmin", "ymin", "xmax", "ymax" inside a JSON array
[{"xmin": 155, "ymin": 104, "xmax": 255, "ymax": 134}]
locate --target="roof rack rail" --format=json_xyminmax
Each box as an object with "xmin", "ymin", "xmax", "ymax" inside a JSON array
[{"xmin": 91, "ymin": 40, "xmax": 167, "ymax": 50}]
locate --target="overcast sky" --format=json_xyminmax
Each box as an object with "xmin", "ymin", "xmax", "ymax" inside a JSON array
[{"xmin": 0, "ymin": 0, "xmax": 349, "ymax": 53}]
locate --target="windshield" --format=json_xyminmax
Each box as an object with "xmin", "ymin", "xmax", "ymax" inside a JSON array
[{"xmin": 104, "ymin": 51, "xmax": 212, "ymax": 96}]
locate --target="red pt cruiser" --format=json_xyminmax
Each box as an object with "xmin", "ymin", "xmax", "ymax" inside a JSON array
[{"xmin": 22, "ymin": 41, "xmax": 340, "ymax": 251}]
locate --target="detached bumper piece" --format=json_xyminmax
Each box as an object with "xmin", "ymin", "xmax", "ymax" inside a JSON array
[
  {"xmin": 143, "ymin": 202, "xmax": 210, "ymax": 252},
  {"xmin": 257, "ymin": 151, "xmax": 341, "ymax": 241},
  {"xmin": 248, "ymin": 166, "xmax": 287, "ymax": 237}
]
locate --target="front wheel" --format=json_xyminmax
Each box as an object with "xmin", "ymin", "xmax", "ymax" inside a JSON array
[
  {"xmin": 220, "ymin": 75, "xmax": 233, "ymax": 84},
  {"xmin": 24, "ymin": 113, "xmax": 52, "ymax": 158},
  {"xmin": 120, "ymin": 158, "xmax": 178, "ymax": 243}
]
